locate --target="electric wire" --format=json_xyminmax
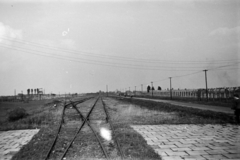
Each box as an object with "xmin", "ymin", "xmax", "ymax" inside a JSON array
[
  {"xmin": 1, "ymin": 44, "xmax": 226, "ymax": 71},
  {"xmin": 124, "ymin": 66, "xmax": 239, "ymax": 92},
  {"xmin": 1, "ymin": 43, "xmax": 239, "ymax": 71},
  {"xmin": 0, "ymin": 44, "xmax": 219, "ymax": 69},
  {"xmin": 1, "ymin": 36, "xmax": 238, "ymax": 91},
  {"xmin": 1, "ymin": 36, "xmax": 239, "ymax": 64}
]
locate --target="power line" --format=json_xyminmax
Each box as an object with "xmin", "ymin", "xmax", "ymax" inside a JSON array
[
  {"xmin": 152, "ymin": 78, "xmax": 169, "ymax": 83},
  {"xmin": 171, "ymin": 71, "xmax": 203, "ymax": 79},
  {"xmin": 208, "ymin": 63, "xmax": 240, "ymax": 71},
  {"xmin": 1, "ymin": 36, "xmax": 239, "ymax": 64},
  {"xmin": 1, "ymin": 43, "xmax": 239, "ymax": 71},
  {"xmin": 213, "ymin": 68, "xmax": 240, "ymax": 70},
  {"xmin": 1, "ymin": 37, "xmax": 238, "ymax": 91},
  {"xmin": 0, "ymin": 44, "xmax": 207, "ymax": 71},
  {"xmin": 0, "ymin": 45, "xmax": 234, "ymax": 90},
  {"xmin": 125, "ymin": 64, "xmax": 239, "ymax": 92}
]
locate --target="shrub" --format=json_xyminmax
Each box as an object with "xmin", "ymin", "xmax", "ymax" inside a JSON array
[
  {"xmin": 20, "ymin": 112, "xmax": 54, "ymax": 126},
  {"xmin": 8, "ymin": 108, "xmax": 29, "ymax": 122}
]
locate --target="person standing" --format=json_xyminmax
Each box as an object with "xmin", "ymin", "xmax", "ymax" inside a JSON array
[
  {"xmin": 232, "ymin": 93, "xmax": 240, "ymax": 123},
  {"xmin": 147, "ymin": 85, "xmax": 151, "ymax": 93}
]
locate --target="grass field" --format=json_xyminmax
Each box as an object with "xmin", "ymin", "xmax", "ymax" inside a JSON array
[
  {"xmin": 0, "ymin": 99, "xmax": 62, "ymax": 131},
  {"xmin": 112, "ymin": 97, "xmax": 234, "ymax": 124}
]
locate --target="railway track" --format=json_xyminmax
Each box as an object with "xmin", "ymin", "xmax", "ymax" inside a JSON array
[{"xmin": 44, "ymin": 96, "xmax": 124, "ymax": 160}]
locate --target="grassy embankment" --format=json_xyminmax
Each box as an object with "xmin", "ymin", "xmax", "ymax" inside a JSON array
[
  {"xmin": 0, "ymin": 99, "xmax": 65, "ymax": 160},
  {"xmin": 0, "ymin": 99, "xmax": 63, "ymax": 131},
  {"xmin": 111, "ymin": 97, "xmax": 234, "ymax": 125},
  {"xmin": 7, "ymin": 98, "xmax": 74, "ymax": 160},
  {"xmin": 131, "ymin": 95, "xmax": 232, "ymax": 108}
]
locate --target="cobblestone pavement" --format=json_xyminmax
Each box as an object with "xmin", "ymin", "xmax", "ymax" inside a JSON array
[
  {"xmin": 131, "ymin": 124, "xmax": 240, "ymax": 160},
  {"xmin": 0, "ymin": 129, "xmax": 39, "ymax": 160}
]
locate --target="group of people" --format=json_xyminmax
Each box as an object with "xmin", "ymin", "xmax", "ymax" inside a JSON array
[{"xmin": 147, "ymin": 85, "xmax": 162, "ymax": 93}]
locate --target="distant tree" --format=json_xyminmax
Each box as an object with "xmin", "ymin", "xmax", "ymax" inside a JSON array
[
  {"xmin": 37, "ymin": 88, "xmax": 39, "ymax": 94},
  {"xmin": 31, "ymin": 89, "xmax": 33, "ymax": 94},
  {"xmin": 152, "ymin": 87, "xmax": 155, "ymax": 90},
  {"xmin": 147, "ymin": 85, "xmax": 151, "ymax": 93},
  {"xmin": 158, "ymin": 86, "xmax": 162, "ymax": 90},
  {"xmin": 27, "ymin": 89, "xmax": 30, "ymax": 95},
  {"xmin": 34, "ymin": 89, "xmax": 36, "ymax": 94}
]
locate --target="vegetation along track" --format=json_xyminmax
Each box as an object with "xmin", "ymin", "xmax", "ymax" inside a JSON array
[{"xmin": 45, "ymin": 96, "xmax": 124, "ymax": 160}]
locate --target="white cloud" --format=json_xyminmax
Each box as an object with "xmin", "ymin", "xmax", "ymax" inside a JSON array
[
  {"xmin": 0, "ymin": 22, "xmax": 22, "ymax": 44},
  {"xmin": 209, "ymin": 26, "xmax": 240, "ymax": 36}
]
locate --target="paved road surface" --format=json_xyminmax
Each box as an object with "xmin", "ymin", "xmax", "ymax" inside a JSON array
[
  {"xmin": 132, "ymin": 124, "xmax": 240, "ymax": 160},
  {"xmin": 0, "ymin": 129, "xmax": 39, "ymax": 160}
]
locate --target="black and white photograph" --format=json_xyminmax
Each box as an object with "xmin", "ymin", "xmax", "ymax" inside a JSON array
[{"xmin": 0, "ymin": 0, "xmax": 239, "ymax": 159}]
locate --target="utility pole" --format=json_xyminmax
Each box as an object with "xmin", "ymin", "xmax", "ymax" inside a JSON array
[
  {"xmin": 203, "ymin": 70, "xmax": 208, "ymax": 102},
  {"xmin": 141, "ymin": 84, "xmax": 143, "ymax": 92},
  {"xmin": 135, "ymin": 86, "xmax": 136, "ymax": 96},
  {"xmin": 169, "ymin": 77, "xmax": 172, "ymax": 100},
  {"xmin": 106, "ymin": 85, "xmax": 108, "ymax": 97},
  {"xmin": 151, "ymin": 82, "xmax": 153, "ymax": 97}
]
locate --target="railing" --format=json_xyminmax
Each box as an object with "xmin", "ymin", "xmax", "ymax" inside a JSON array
[{"xmin": 124, "ymin": 86, "xmax": 240, "ymax": 102}]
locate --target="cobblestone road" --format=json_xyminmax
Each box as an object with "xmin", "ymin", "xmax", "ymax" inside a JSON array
[
  {"xmin": 0, "ymin": 129, "xmax": 39, "ymax": 160},
  {"xmin": 131, "ymin": 124, "xmax": 240, "ymax": 160}
]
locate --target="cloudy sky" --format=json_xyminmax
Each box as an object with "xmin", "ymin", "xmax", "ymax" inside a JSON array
[{"xmin": 0, "ymin": 0, "xmax": 239, "ymax": 96}]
